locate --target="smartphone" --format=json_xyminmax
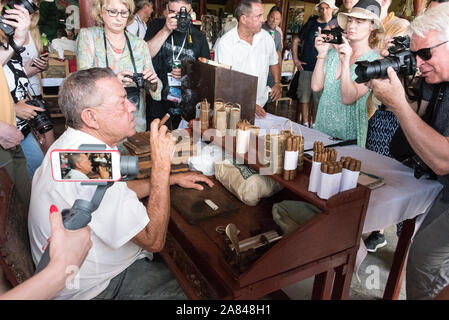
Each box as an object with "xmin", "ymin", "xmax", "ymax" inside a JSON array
[
  {"xmin": 39, "ymin": 52, "xmax": 49, "ymax": 59},
  {"xmin": 50, "ymin": 149, "xmax": 122, "ymax": 182}
]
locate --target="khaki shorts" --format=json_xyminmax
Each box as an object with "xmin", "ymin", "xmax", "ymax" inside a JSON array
[{"xmin": 296, "ymin": 70, "xmax": 322, "ymax": 106}]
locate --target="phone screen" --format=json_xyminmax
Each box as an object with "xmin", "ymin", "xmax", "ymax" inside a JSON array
[{"xmin": 52, "ymin": 151, "xmax": 120, "ymax": 181}]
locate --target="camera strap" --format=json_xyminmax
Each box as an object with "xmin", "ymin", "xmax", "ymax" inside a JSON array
[
  {"xmin": 171, "ymin": 33, "xmax": 187, "ymax": 63},
  {"xmin": 103, "ymin": 30, "xmax": 138, "ymax": 75}
]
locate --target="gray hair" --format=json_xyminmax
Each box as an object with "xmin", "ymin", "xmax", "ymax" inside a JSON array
[
  {"xmin": 58, "ymin": 68, "xmax": 117, "ymax": 130},
  {"xmin": 408, "ymin": 2, "xmax": 449, "ymax": 42},
  {"xmin": 234, "ymin": 0, "xmax": 261, "ymax": 22},
  {"xmin": 67, "ymin": 153, "xmax": 84, "ymax": 170},
  {"xmin": 135, "ymin": 0, "xmax": 153, "ymax": 12}
]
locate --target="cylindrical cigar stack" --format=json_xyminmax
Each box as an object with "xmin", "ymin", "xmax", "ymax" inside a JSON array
[
  {"xmin": 229, "ymin": 104, "xmax": 241, "ymax": 130},
  {"xmin": 236, "ymin": 120, "xmax": 251, "ymax": 154},
  {"xmin": 313, "ymin": 146, "xmax": 337, "ymax": 163},
  {"xmin": 340, "ymin": 157, "xmax": 362, "ymax": 172},
  {"xmin": 339, "ymin": 157, "xmax": 362, "ymax": 192},
  {"xmin": 320, "ymin": 161, "xmax": 343, "ymax": 174},
  {"xmin": 213, "ymin": 100, "xmax": 225, "ymax": 128},
  {"xmin": 297, "ymin": 135, "xmax": 305, "ymax": 172},
  {"xmin": 200, "ymin": 99, "xmax": 210, "ymax": 130},
  {"xmin": 283, "ymin": 135, "xmax": 302, "ymax": 180},
  {"xmin": 216, "ymin": 109, "xmax": 227, "ymax": 135},
  {"xmin": 224, "ymin": 103, "xmax": 233, "ymax": 129}
]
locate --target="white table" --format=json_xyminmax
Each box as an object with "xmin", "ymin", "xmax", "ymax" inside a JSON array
[{"xmin": 256, "ymin": 113, "xmax": 443, "ymax": 299}]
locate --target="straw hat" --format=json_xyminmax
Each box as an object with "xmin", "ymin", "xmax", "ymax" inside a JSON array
[
  {"xmin": 315, "ymin": 0, "xmax": 339, "ymax": 12},
  {"xmin": 337, "ymin": 0, "xmax": 385, "ymax": 32}
]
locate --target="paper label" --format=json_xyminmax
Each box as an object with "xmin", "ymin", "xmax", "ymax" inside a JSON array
[{"xmin": 284, "ymin": 151, "xmax": 299, "ymax": 170}]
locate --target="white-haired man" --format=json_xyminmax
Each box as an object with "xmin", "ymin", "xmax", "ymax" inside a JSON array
[
  {"xmin": 370, "ymin": 3, "xmax": 449, "ymax": 299},
  {"xmin": 28, "ymin": 68, "xmax": 213, "ymax": 300}
]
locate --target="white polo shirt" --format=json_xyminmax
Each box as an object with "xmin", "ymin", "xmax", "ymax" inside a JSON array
[
  {"xmin": 28, "ymin": 127, "xmax": 149, "ymax": 300},
  {"xmin": 214, "ymin": 26, "xmax": 278, "ymax": 107}
]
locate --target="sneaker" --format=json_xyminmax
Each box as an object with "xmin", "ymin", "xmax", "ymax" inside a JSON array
[{"xmin": 364, "ymin": 231, "xmax": 387, "ymax": 253}]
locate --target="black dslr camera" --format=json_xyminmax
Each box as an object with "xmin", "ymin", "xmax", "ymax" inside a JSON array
[
  {"xmin": 355, "ymin": 36, "xmax": 417, "ymax": 83},
  {"xmin": 25, "ymin": 97, "xmax": 53, "ymax": 134},
  {"xmin": 125, "ymin": 73, "xmax": 145, "ymax": 89},
  {"xmin": 175, "ymin": 6, "xmax": 192, "ymax": 33},
  {"xmin": 321, "ymin": 27, "xmax": 344, "ymax": 44},
  {"xmin": 0, "ymin": 0, "xmax": 38, "ymax": 38}
]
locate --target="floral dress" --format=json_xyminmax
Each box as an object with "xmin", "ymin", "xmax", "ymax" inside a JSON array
[
  {"xmin": 76, "ymin": 26, "xmax": 162, "ymax": 132},
  {"xmin": 314, "ymin": 48, "xmax": 380, "ymax": 147}
]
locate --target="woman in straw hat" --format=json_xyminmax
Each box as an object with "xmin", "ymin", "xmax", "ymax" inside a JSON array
[{"xmin": 311, "ymin": 0, "xmax": 384, "ymax": 147}]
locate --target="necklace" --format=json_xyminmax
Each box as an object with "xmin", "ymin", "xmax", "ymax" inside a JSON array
[{"xmin": 106, "ymin": 37, "xmax": 125, "ymax": 54}]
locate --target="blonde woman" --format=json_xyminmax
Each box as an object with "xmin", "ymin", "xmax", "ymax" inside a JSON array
[
  {"xmin": 76, "ymin": 0, "xmax": 162, "ymax": 132},
  {"xmin": 311, "ymin": 0, "xmax": 383, "ymax": 147},
  {"xmin": 3, "ymin": 0, "xmax": 55, "ymax": 178}
]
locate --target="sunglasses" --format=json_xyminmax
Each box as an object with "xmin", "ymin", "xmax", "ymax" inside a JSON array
[{"xmin": 411, "ymin": 40, "xmax": 449, "ymax": 61}]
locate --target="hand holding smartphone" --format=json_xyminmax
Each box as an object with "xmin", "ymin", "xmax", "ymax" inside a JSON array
[{"xmin": 50, "ymin": 150, "xmax": 122, "ymax": 182}]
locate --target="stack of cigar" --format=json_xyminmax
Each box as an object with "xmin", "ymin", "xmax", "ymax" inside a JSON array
[
  {"xmin": 283, "ymin": 135, "xmax": 303, "ymax": 180},
  {"xmin": 320, "ymin": 161, "xmax": 343, "ymax": 174},
  {"xmin": 313, "ymin": 146, "xmax": 337, "ymax": 163},
  {"xmin": 213, "ymin": 100, "xmax": 225, "ymax": 128},
  {"xmin": 200, "ymin": 99, "xmax": 210, "ymax": 130},
  {"xmin": 340, "ymin": 157, "xmax": 362, "ymax": 172},
  {"xmin": 297, "ymin": 135, "xmax": 305, "ymax": 171}
]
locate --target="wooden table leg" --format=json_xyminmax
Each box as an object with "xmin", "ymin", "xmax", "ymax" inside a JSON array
[
  {"xmin": 312, "ymin": 269, "xmax": 335, "ymax": 300},
  {"xmin": 383, "ymin": 217, "xmax": 416, "ymax": 300}
]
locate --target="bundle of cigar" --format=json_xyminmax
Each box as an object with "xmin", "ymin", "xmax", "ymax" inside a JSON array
[
  {"xmin": 236, "ymin": 119, "xmax": 251, "ymax": 130},
  {"xmin": 320, "ymin": 161, "xmax": 343, "ymax": 174},
  {"xmin": 200, "ymin": 99, "xmax": 210, "ymax": 130},
  {"xmin": 213, "ymin": 100, "xmax": 225, "ymax": 128},
  {"xmin": 313, "ymin": 146, "xmax": 337, "ymax": 163},
  {"xmin": 340, "ymin": 157, "xmax": 362, "ymax": 172},
  {"xmin": 283, "ymin": 135, "xmax": 303, "ymax": 180}
]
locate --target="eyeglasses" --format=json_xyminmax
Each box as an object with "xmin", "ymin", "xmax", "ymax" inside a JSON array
[
  {"xmin": 103, "ymin": 8, "xmax": 130, "ymax": 18},
  {"xmin": 411, "ymin": 40, "xmax": 449, "ymax": 61}
]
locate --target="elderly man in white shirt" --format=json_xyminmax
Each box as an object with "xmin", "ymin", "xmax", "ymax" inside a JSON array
[
  {"xmin": 28, "ymin": 67, "xmax": 213, "ymax": 300},
  {"xmin": 214, "ymin": 0, "xmax": 282, "ymax": 118}
]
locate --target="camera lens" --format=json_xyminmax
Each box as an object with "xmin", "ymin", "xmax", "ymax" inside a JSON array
[{"xmin": 30, "ymin": 111, "xmax": 53, "ymax": 134}]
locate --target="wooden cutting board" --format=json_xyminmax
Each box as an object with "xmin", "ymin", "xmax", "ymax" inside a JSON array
[{"xmin": 171, "ymin": 178, "xmax": 243, "ymax": 224}]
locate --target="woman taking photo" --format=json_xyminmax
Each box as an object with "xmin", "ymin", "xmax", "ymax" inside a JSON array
[
  {"xmin": 76, "ymin": 0, "xmax": 161, "ymax": 133},
  {"xmin": 311, "ymin": 0, "xmax": 383, "ymax": 147}
]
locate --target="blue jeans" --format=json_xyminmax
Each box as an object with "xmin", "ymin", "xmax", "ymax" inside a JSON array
[
  {"xmin": 20, "ymin": 133, "xmax": 44, "ymax": 179},
  {"xmin": 93, "ymin": 255, "xmax": 187, "ymax": 300}
]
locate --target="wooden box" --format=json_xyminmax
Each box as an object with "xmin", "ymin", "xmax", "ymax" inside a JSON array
[{"xmin": 182, "ymin": 60, "xmax": 257, "ymax": 124}]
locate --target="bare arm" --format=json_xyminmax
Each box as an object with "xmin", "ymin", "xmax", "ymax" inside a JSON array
[
  {"xmin": 146, "ymin": 14, "xmax": 176, "ymax": 58},
  {"xmin": 0, "ymin": 5, "xmax": 30, "ymax": 65},
  {"xmin": 371, "ymin": 67, "xmax": 449, "ymax": 176},
  {"xmin": 311, "ymin": 28, "xmax": 330, "ymax": 92},
  {"xmin": 338, "ymin": 37, "xmax": 369, "ymax": 105},
  {"xmin": 131, "ymin": 120, "xmax": 174, "ymax": 252}
]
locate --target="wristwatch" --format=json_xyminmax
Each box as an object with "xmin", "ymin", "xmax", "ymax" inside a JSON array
[{"xmin": 9, "ymin": 38, "xmax": 25, "ymax": 54}]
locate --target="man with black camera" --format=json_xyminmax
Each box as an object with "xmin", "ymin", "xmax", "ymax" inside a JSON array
[
  {"xmin": 370, "ymin": 3, "xmax": 449, "ymax": 299},
  {"xmin": 144, "ymin": 0, "xmax": 210, "ymax": 130},
  {"xmin": 0, "ymin": 3, "xmax": 33, "ymax": 208}
]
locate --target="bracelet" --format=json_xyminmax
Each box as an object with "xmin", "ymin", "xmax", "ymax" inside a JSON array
[
  {"xmin": 316, "ymin": 55, "xmax": 326, "ymax": 59},
  {"xmin": 8, "ymin": 38, "xmax": 25, "ymax": 54}
]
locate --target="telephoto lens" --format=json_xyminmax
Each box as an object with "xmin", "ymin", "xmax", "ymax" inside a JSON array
[{"xmin": 26, "ymin": 98, "xmax": 54, "ymax": 134}]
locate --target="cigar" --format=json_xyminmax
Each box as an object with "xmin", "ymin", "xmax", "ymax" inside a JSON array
[{"xmin": 159, "ymin": 113, "xmax": 170, "ymax": 128}]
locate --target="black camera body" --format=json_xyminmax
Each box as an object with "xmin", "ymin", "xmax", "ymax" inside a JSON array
[
  {"xmin": 25, "ymin": 97, "xmax": 53, "ymax": 134},
  {"xmin": 355, "ymin": 36, "xmax": 417, "ymax": 83},
  {"xmin": 175, "ymin": 6, "xmax": 192, "ymax": 33},
  {"xmin": 125, "ymin": 73, "xmax": 145, "ymax": 89},
  {"xmin": 321, "ymin": 27, "xmax": 344, "ymax": 45},
  {"xmin": 0, "ymin": 0, "xmax": 38, "ymax": 37}
]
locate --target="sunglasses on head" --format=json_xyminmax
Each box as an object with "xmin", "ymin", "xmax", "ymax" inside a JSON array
[{"xmin": 411, "ymin": 40, "xmax": 449, "ymax": 61}]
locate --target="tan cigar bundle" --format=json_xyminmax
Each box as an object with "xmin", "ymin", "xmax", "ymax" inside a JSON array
[
  {"xmin": 212, "ymin": 99, "xmax": 241, "ymax": 132},
  {"xmin": 339, "ymin": 156, "xmax": 362, "ymax": 172},
  {"xmin": 200, "ymin": 99, "xmax": 210, "ymax": 130},
  {"xmin": 283, "ymin": 135, "xmax": 305, "ymax": 181},
  {"xmin": 313, "ymin": 143, "xmax": 337, "ymax": 163},
  {"xmin": 320, "ymin": 161, "xmax": 343, "ymax": 174}
]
